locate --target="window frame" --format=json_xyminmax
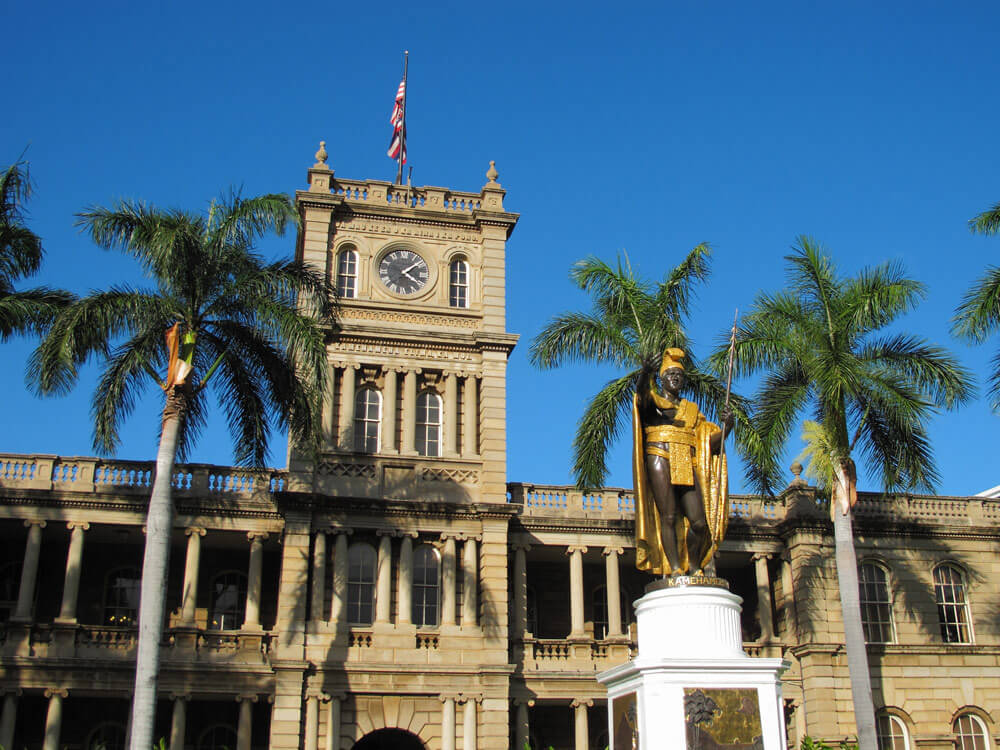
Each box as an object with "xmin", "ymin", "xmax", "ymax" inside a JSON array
[
  {"xmin": 354, "ymin": 386, "xmax": 382, "ymax": 454},
  {"xmin": 859, "ymin": 560, "xmax": 896, "ymax": 644},
  {"xmin": 196, "ymin": 724, "xmax": 239, "ymax": 750},
  {"xmin": 449, "ymin": 258, "xmax": 470, "ymax": 308},
  {"xmin": 86, "ymin": 721, "xmax": 127, "ymax": 750},
  {"xmin": 336, "ymin": 247, "xmax": 359, "ymax": 299},
  {"xmin": 103, "ymin": 565, "xmax": 142, "ymax": 626},
  {"xmin": 208, "ymin": 569, "xmax": 248, "ymax": 631},
  {"xmin": 953, "ymin": 712, "xmax": 991, "ymax": 750},
  {"xmin": 347, "ymin": 543, "xmax": 377, "ymax": 626},
  {"xmin": 415, "ymin": 390, "xmax": 443, "ymax": 457},
  {"xmin": 0, "ymin": 560, "xmax": 22, "ymax": 622},
  {"xmin": 876, "ymin": 713, "xmax": 911, "ymax": 750},
  {"xmin": 412, "ymin": 543, "xmax": 441, "ymax": 628},
  {"xmin": 933, "ymin": 563, "xmax": 974, "ymax": 644}
]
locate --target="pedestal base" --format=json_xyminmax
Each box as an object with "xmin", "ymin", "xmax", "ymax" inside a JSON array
[{"xmin": 597, "ymin": 584, "xmax": 789, "ymax": 750}]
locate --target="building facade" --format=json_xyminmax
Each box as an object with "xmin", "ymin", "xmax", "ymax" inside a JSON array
[{"xmin": 0, "ymin": 150, "xmax": 999, "ymax": 750}]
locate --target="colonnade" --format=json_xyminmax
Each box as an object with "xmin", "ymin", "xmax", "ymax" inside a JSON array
[
  {"xmin": 324, "ymin": 364, "xmax": 480, "ymax": 457},
  {"xmin": 513, "ymin": 698, "xmax": 596, "ymax": 750}
]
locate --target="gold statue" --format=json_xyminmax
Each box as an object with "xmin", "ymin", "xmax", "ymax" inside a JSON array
[{"xmin": 632, "ymin": 347, "xmax": 731, "ymax": 576}]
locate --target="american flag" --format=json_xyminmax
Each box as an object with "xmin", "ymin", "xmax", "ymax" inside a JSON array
[{"xmin": 387, "ymin": 79, "xmax": 406, "ymax": 163}]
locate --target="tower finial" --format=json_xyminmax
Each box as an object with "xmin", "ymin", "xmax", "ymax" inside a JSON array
[
  {"xmin": 314, "ymin": 140, "xmax": 329, "ymax": 168},
  {"xmin": 486, "ymin": 160, "xmax": 499, "ymax": 184}
]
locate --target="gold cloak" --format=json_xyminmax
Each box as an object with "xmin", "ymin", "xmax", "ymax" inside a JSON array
[{"xmin": 632, "ymin": 392, "xmax": 729, "ymax": 575}]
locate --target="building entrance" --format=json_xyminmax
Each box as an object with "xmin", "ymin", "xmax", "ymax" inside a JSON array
[{"xmin": 351, "ymin": 728, "xmax": 425, "ymax": 750}]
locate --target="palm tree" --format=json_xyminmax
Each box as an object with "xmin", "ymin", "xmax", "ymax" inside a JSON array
[
  {"xmin": 529, "ymin": 244, "xmax": 742, "ymax": 489},
  {"xmin": 0, "ymin": 160, "xmax": 74, "ymax": 339},
  {"xmin": 31, "ymin": 192, "xmax": 336, "ymax": 750},
  {"xmin": 719, "ymin": 237, "xmax": 973, "ymax": 750},
  {"xmin": 953, "ymin": 200, "xmax": 1000, "ymax": 410}
]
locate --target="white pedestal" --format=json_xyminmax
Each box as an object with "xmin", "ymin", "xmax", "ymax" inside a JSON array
[{"xmin": 597, "ymin": 584, "xmax": 789, "ymax": 750}]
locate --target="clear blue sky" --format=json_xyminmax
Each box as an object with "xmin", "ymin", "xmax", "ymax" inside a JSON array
[{"xmin": 4, "ymin": 1, "xmax": 999, "ymax": 496}]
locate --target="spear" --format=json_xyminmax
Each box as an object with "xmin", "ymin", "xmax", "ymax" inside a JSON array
[{"xmin": 716, "ymin": 309, "xmax": 739, "ymax": 491}]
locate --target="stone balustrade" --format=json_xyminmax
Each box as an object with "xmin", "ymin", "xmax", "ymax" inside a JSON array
[{"xmin": 328, "ymin": 178, "xmax": 485, "ymax": 214}]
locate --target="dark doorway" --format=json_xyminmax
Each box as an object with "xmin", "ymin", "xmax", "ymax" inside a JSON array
[{"xmin": 351, "ymin": 728, "xmax": 425, "ymax": 750}]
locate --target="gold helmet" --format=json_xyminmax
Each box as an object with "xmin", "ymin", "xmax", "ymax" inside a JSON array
[{"xmin": 659, "ymin": 347, "xmax": 686, "ymax": 376}]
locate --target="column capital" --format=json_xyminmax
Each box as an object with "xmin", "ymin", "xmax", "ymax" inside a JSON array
[
  {"xmin": 236, "ymin": 694, "xmax": 259, "ymax": 704},
  {"xmin": 752, "ymin": 552, "xmax": 773, "ymax": 562},
  {"xmin": 602, "ymin": 546, "xmax": 624, "ymax": 556},
  {"xmin": 376, "ymin": 529, "xmax": 397, "ymax": 538},
  {"xmin": 779, "ymin": 549, "xmax": 792, "ymax": 563},
  {"xmin": 566, "ymin": 545, "xmax": 588, "ymax": 555},
  {"xmin": 43, "ymin": 688, "xmax": 68, "ymax": 699},
  {"xmin": 23, "ymin": 519, "xmax": 46, "ymax": 529},
  {"xmin": 185, "ymin": 526, "xmax": 207, "ymax": 537},
  {"xmin": 570, "ymin": 698, "xmax": 594, "ymax": 708},
  {"xmin": 511, "ymin": 543, "xmax": 532, "ymax": 553},
  {"xmin": 321, "ymin": 692, "xmax": 346, "ymax": 703},
  {"xmin": 459, "ymin": 693, "xmax": 484, "ymax": 704},
  {"xmin": 438, "ymin": 694, "xmax": 461, "ymax": 703},
  {"xmin": 247, "ymin": 531, "xmax": 270, "ymax": 542},
  {"xmin": 439, "ymin": 532, "xmax": 460, "ymax": 543},
  {"xmin": 331, "ymin": 526, "xmax": 354, "ymax": 536},
  {"xmin": 512, "ymin": 698, "xmax": 535, "ymax": 708},
  {"xmin": 66, "ymin": 521, "xmax": 90, "ymax": 531},
  {"xmin": 169, "ymin": 693, "xmax": 191, "ymax": 702},
  {"xmin": 0, "ymin": 688, "xmax": 22, "ymax": 697},
  {"xmin": 399, "ymin": 530, "xmax": 419, "ymax": 539}
]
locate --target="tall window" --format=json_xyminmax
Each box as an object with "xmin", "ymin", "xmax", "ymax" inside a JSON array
[
  {"xmin": 416, "ymin": 391, "xmax": 442, "ymax": 457},
  {"xmin": 934, "ymin": 563, "xmax": 972, "ymax": 643},
  {"xmin": 412, "ymin": 544, "xmax": 440, "ymax": 627},
  {"xmin": 354, "ymin": 387, "xmax": 382, "ymax": 453},
  {"xmin": 197, "ymin": 725, "xmax": 238, "ymax": 750},
  {"xmin": 104, "ymin": 567, "xmax": 141, "ymax": 626},
  {"xmin": 208, "ymin": 571, "xmax": 247, "ymax": 630},
  {"xmin": 877, "ymin": 714, "xmax": 910, "ymax": 750},
  {"xmin": 0, "ymin": 562, "xmax": 21, "ymax": 621},
  {"xmin": 348, "ymin": 544, "xmax": 377, "ymax": 625},
  {"xmin": 336, "ymin": 247, "xmax": 358, "ymax": 298},
  {"xmin": 449, "ymin": 259, "xmax": 469, "ymax": 308},
  {"xmin": 954, "ymin": 713, "xmax": 990, "ymax": 750},
  {"xmin": 526, "ymin": 586, "xmax": 538, "ymax": 635},
  {"xmin": 859, "ymin": 561, "xmax": 895, "ymax": 643},
  {"xmin": 592, "ymin": 585, "xmax": 631, "ymax": 639}
]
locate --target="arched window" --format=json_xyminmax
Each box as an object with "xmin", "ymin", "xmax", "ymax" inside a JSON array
[
  {"xmin": 412, "ymin": 544, "xmax": 440, "ymax": 627},
  {"xmin": 449, "ymin": 259, "xmax": 469, "ymax": 308},
  {"xmin": 876, "ymin": 714, "xmax": 910, "ymax": 750},
  {"xmin": 0, "ymin": 561, "xmax": 21, "ymax": 621},
  {"xmin": 416, "ymin": 391, "xmax": 442, "ymax": 457},
  {"xmin": 208, "ymin": 571, "xmax": 247, "ymax": 630},
  {"xmin": 934, "ymin": 563, "xmax": 972, "ymax": 643},
  {"xmin": 859, "ymin": 561, "xmax": 895, "ymax": 643},
  {"xmin": 104, "ymin": 567, "xmax": 141, "ymax": 626},
  {"xmin": 525, "ymin": 586, "xmax": 538, "ymax": 635},
  {"xmin": 354, "ymin": 387, "xmax": 382, "ymax": 453},
  {"xmin": 336, "ymin": 247, "xmax": 358, "ymax": 298},
  {"xmin": 197, "ymin": 724, "xmax": 238, "ymax": 750},
  {"xmin": 592, "ymin": 584, "xmax": 632, "ymax": 639},
  {"xmin": 86, "ymin": 721, "xmax": 127, "ymax": 750},
  {"xmin": 954, "ymin": 713, "xmax": 990, "ymax": 750},
  {"xmin": 348, "ymin": 544, "xmax": 377, "ymax": 625}
]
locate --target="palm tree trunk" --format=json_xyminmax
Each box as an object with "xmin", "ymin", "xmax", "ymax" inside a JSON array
[
  {"xmin": 833, "ymin": 493, "xmax": 877, "ymax": 750},
  {"xmin": 128, "ymin": 391, "xmax": 185, "ymax": 750}
]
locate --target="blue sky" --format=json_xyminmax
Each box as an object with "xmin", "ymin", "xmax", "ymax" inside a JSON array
[{"xmin": 3, "ymin": 1, "xmax": 999, "ymax": 495}]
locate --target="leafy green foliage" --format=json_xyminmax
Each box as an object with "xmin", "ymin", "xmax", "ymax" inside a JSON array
[
  {"xmin": 714, "ymin": 236, "xmax": 973, "ymax": 496},
  {"xmin": 31, "ymin": 191, "xmax": 336, "ymax": 465},
  {"xmin": 800, "ymin": 737, "xmax": 858, "ymax": 750},
  {"xmin": 530, "ymin": 245, "xmax": 746, "ymax": 489}
]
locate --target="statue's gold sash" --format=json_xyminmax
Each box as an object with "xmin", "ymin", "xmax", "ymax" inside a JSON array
[{"xmin": 643, "ymin": 425, "xmax": 697, "ymax": 485}]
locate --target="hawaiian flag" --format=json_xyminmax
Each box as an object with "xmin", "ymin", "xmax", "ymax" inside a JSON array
[{"xmin": 387, "ymin": 79, "xmax": 406, "ymax": 163}]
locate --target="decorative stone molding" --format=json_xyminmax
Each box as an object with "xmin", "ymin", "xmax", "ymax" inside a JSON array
[{"xmin": 43, "ymin": 688, "xmax": 68, "ymax": 699}]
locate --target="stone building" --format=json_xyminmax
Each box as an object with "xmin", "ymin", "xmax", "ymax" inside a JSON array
[{"xmin": 0, "ymin": 150, "xmax": 998, "ymax": 750}]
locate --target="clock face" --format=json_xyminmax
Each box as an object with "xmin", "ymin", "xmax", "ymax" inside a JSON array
[{"xmin": 378, "ymin": 249, "xmax": 430, "ymax": 295}]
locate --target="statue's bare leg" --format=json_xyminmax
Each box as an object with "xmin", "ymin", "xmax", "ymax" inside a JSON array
[
  {"xmin": 680, "ymin": 479, "xmax": 710, "ymax": 573},
  {"xmin": 645, "ymin": 452, "xmax": 680, "ymax": 574}
]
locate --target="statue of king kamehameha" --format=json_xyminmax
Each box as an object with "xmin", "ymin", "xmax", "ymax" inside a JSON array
[{"xmin": 633, "ymin": 347, "xmax": 733, "ymax": 577}]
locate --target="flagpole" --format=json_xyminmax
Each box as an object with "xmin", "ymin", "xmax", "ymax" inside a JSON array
[{"xmin": 395, "ymin": 51, "xmax": 409, "ymax": 185}]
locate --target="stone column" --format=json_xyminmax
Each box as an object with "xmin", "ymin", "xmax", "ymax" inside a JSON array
[
  {"xmin": 461, "ymin": 376, "xmax": 478, "ymax": 457},
  {"xmin": 245, "ymin": 532, "xmax": 268, "ymax": 630},
  {"xmin": 330, "ymin": 531, "xmax": 351, "ymax": 625},
  {"xmin": 322, "ymin": 361, "xmax": 337, "ymax": 446},
  {"xmin": 444, "ymin": 373, "xmax": 459, "ymax": 457},
  {"xmin": 397, "ymin": 533, "xmax": 415, "ymax": 626},
  {"xmin": 0, "ymin": 691, "xmax": 19, "ymax": 750},
  {"xmin": 169, "ymin": 694, "xmax": 188, "ymax": 750},
  {"xmin": 13, "ymin": 520, "xmax": 45, "ymax": 621},
  {"xmin": 324, "ymin": 694, "xmax": 343, "ymax": 750},
  {"xmin": 603, "ymin": 546, "xmax": 624, "ymax": 638},
  {"xmin": 383, "ymin": 368, "xmax": 399, "ymax": 453},
  {"xmin": 567, "ymin": 546, "xmax": 588, "ymax": 638},
  {"xmin": 312, "ymin": 531, "xmax": 327, "ymax": 622},
  {"xmin": 375, "ymin": 533, "xmax": 393, "ymax": 624},
  {"xmin": 304, "ymin": 695, "xmax": 319, "ymax": 750},
  {"xmin": 441, "ymin": 535, "xmax": 457, "ymax": 626},
  {"xmin": 512, "ymin": 544, "xmax": 529, "ymax": 637},
  {"xmin": 571, "ymin": 699, "xmax": 593, "ymax": 750},
  {"xmin": 754, "ymin": 553, "xmax": 775, "ymax": 643},
  {"xmin": 237, "ymin": 695, "xmax": 256, "ymax": 750},
  {"xmin": 401, "ymin": 369, "xmax": 417, "ymax": 455},
  {"xmin": 440, "ymin": 696, "xmax": 456, "ymax": 750},
  {"xmin": 513, "ymin": 699, "xmax": 533, "ymax": 750},
  {"xmin": 461, "ymin": 537, "xmax": 478, "ymax": 628},
  {"xmin": 337, "ymin": 364, "xmax": 357, "ymax": 450},
  {"xmin": 58, "ymin": 522, "xmax": 89, "ymax": 622},
  {"xmin": 780, "ymin": 551, "xmax": 799, "ymax": 640},
  {"xmin": 42, "ymin": 688, "xmax": 67, "ymax": 750},
  {"xmin": 180, "ymin": 527, "xmax": 206, "ymax": 625},
  {"xmin": 462, "ymin": 696, "xmax": 478, "ymax": 750}
]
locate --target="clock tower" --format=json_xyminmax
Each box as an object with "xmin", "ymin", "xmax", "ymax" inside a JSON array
[{"xmin": 290, "ymin": 144, "xmax": 519, "ymax": 505}]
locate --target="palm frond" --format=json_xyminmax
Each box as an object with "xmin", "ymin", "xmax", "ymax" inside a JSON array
[
  {"xmin": 969, "ymin": 201, "xmax": 1000, "ymax": 235},
  {"xmin": 840, "ymin": 260, "xmax": 925, "ymax": 335},
  {"xmin": 952, "ymin": 265, "xmax": 1000, "ymax": 344},
  {"xmin": 655, "ymin": 242, "xmax": 712, "ymax": 320},
  {"xmin": 0, "ymin": 287, "xmax": 75, "ymax": 341},
  {"xmin": 572, "ymin": 371, "xmax": 639, "ymax": 489},
  {"xmin": 529, "ymin": 312, "xmax": 635, "ymax": 370},
  {"xmin": 858, "ymin": 334, "xmax": 975, "ymax": 408}
]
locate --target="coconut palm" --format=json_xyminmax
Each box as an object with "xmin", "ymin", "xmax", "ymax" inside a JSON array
[
  {"xmin": 953, "ymin": 200, "xmax": 1000, "ymax": 410},
  {"xmin": 31, "ymin": 192, "xmax": 336, "ymax": 750},
  {"xmin": 0, "ymin": 160, "xmax": 74, "ymax": 339},
  {"xmin": 718, "ymin": 237, "xmax": 973, "ymax": 750},
  {"xmin": 529, "ymin": 244, "xmax": 744, "ymax": 490}
]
